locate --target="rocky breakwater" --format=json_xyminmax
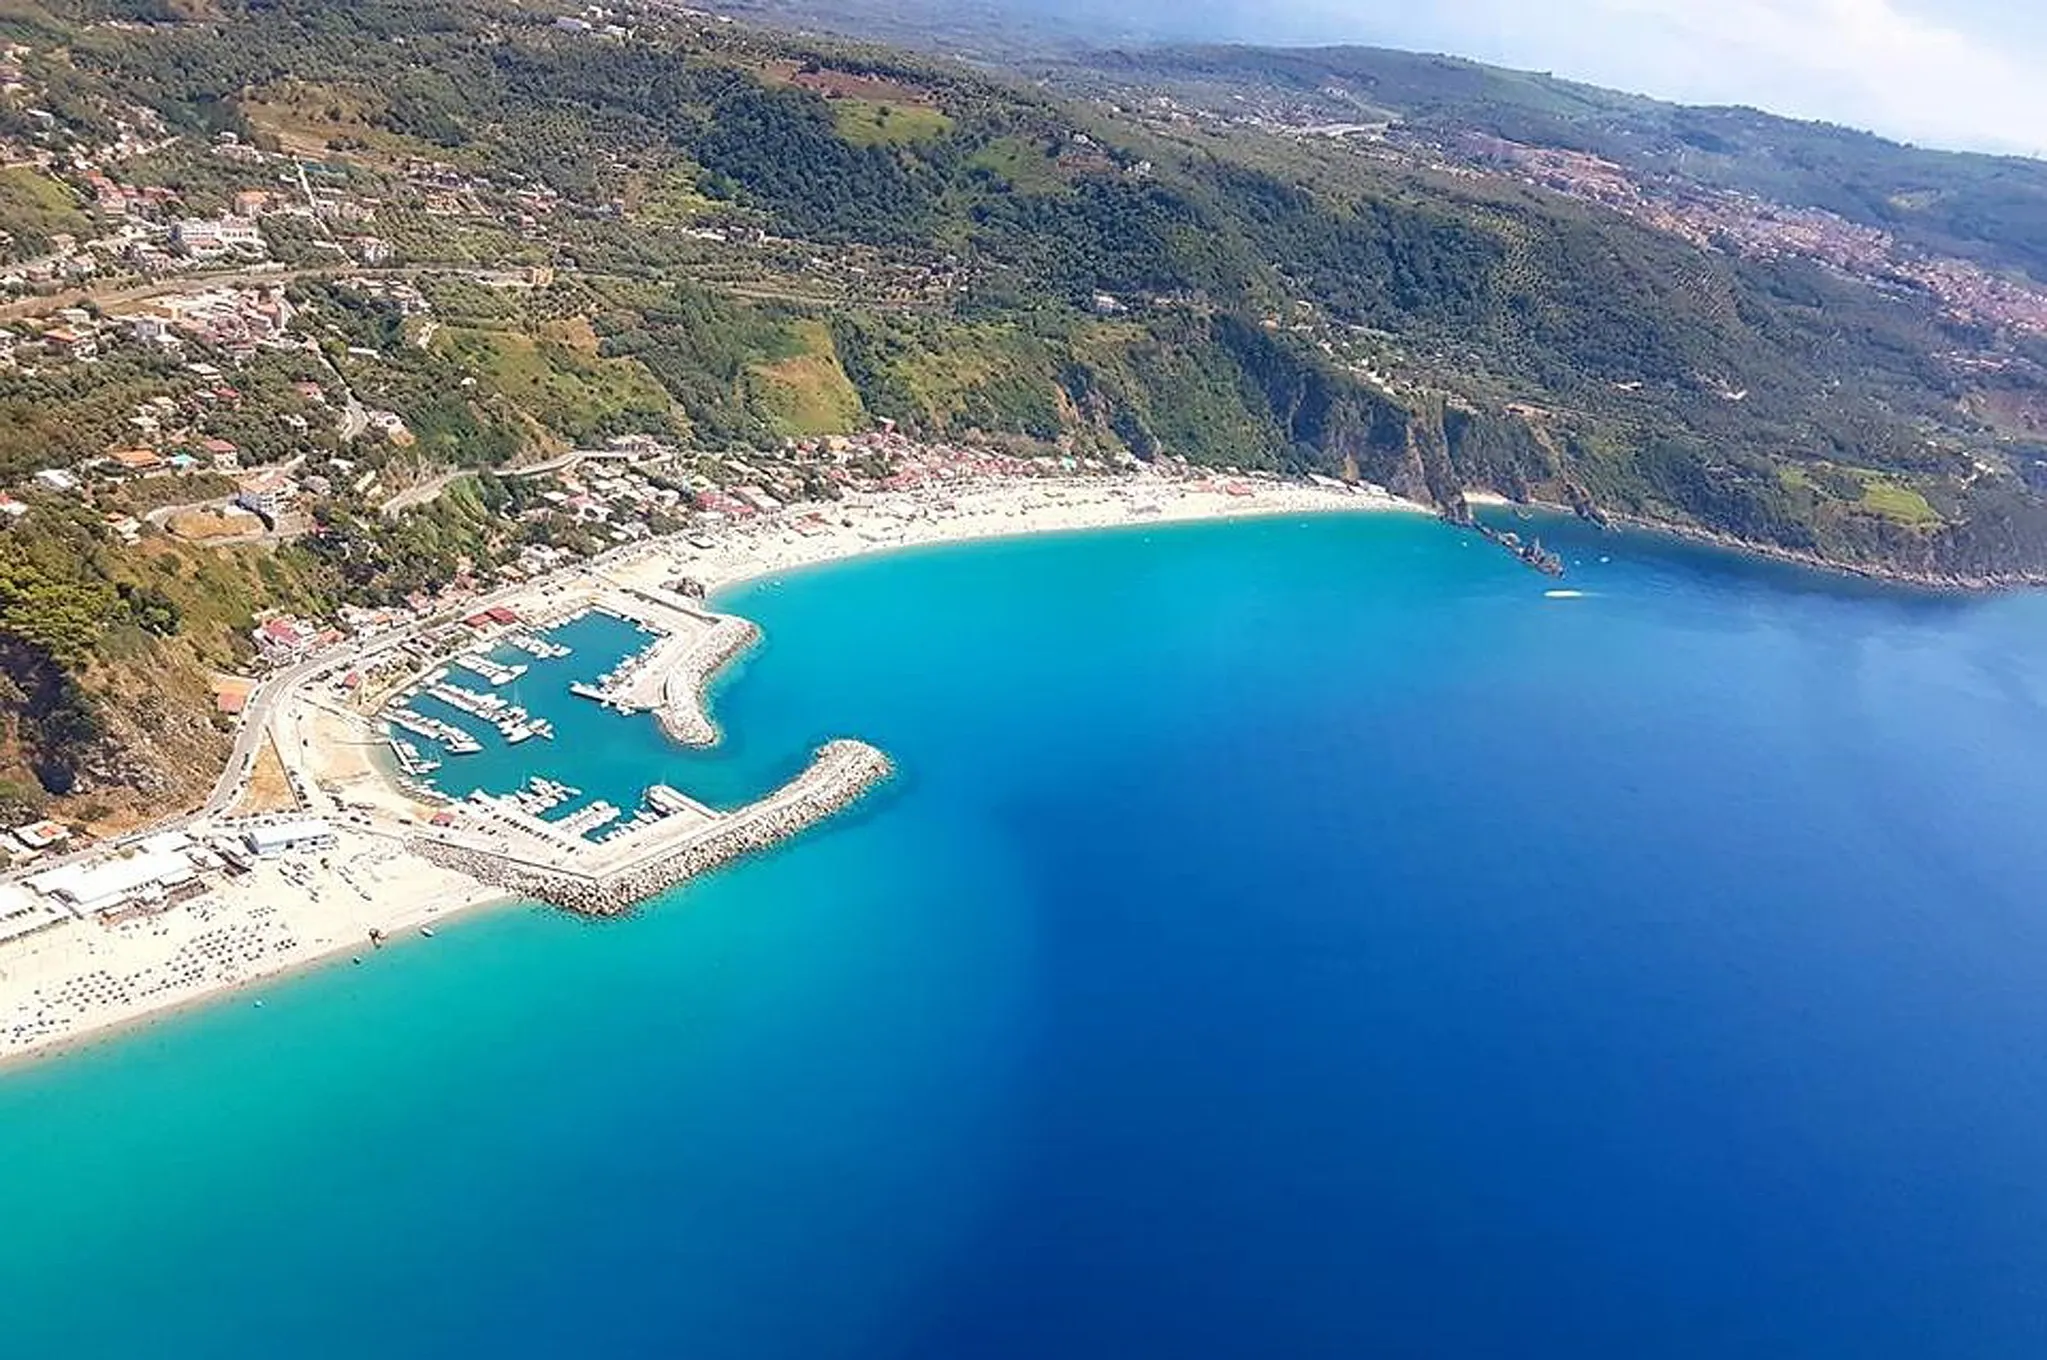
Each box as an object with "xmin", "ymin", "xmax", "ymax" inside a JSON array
[
  {"xmin": 408, "ymin": 739, "xmax": 893, "ymax": 916},
  {"xmin": 655, "ymin": 615, "xmax": 761, "ymax": 747}
]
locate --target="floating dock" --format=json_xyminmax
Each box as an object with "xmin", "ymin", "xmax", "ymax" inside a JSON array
[
  {"xmin": 449, "ymin": 654, "xmax": 528, "ymax": 686},
  {"xmin": 387, "ymin": 738, "xmax": 441, "ymax": 776},
  {"xmin": 503, "ymin": 632, "xmax": 571, "ymax": 660},
  {"xmin": 385, "ymin": 706, "xmax": 482, "ymax": 755}
]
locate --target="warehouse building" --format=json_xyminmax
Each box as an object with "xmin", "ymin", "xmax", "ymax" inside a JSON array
[{"xmin": 241, "ymin": 818, "xmax": 337, "ymax": 859}]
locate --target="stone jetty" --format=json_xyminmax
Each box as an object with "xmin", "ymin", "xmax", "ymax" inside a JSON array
[
  {"xmin": 653, "ymin": 615, "xmax": 761, "ymax": 747},
  {"xmin": 408, "ymin": 739, "xmax": 892, "ymax": 916}
]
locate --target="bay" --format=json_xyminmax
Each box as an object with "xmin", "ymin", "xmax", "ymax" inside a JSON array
[{"xmin": 5, "ymin": 511, "xmax": 2047, "ymax": 1357}]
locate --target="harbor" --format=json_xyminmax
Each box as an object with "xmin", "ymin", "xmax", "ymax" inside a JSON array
[{"xmin": 353, "ymin": 594, "xmax": 884, "ymax": 889}]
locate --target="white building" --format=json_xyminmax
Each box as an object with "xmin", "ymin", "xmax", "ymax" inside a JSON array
[
  {"xmin": 173, "ymin": 215, "xmax": 265, "ymax": 259},
  {"xmin": 135, "ymin": 829, "xmax": 193, "ymax": 856},
  {"xmin": 236, "ymin": 470, "xmax": 296, "ymax": 521},
  {"xmin": 27, "ymin": 848, "xmax": 198, "ymax": 918},
  {"xmin": 0, "ymin": 882, "xmax": 67, "ymax": 943},
  {"xmin": 242, "ymin": 818, "xmax": 336, "ymax": 858}
]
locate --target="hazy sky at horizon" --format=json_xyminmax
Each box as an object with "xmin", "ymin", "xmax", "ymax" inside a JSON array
[{"xmin": 1047, "ymin": 0, "xmax": 2047, "ymax": 155}]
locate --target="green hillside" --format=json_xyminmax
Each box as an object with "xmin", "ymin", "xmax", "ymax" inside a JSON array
[
  {"xmin": 18, "ymin": 0, "xmax": 2047, "ymax": 579},
  {"xmin": 9, "ymin": 0, "xmax": 2047, "ymax": 815}
]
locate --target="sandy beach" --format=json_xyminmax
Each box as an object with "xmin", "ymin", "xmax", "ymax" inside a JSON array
[
  {"xmin": 0, "ymin": 469, "xmax": 1424, "ymax": 1068},
  {"xmin": 0, "ymin": 824, "xmax": 513, "ymax": 1066},
  {"xmin": 656, "ymin": 472, "xmax": 1422, "ymax": 598}
]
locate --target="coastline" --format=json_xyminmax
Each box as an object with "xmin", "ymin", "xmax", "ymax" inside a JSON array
[
  {"xmin": 0, "ymin": 834, "xmax": 522, "ymax": 1072},
  {"xmin": 0, "ymin": 890, "xmax": 526, "ymax": 1074},
  {"xmin": 0, "ymin": 471, "xmax": 1421, "ymax": 1072},
  {"xmin": 616, "ymin": 473, "xmax": 1424, "ymax": 751},
  {"xmin": 686, "ymin": 473, "xmax": 1427, "ymax": 600}
]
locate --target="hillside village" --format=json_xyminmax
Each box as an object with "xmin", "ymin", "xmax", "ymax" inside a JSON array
[{"xmin": 1096, "ymin": 80, "xmax": 2047, "ymax": 347}]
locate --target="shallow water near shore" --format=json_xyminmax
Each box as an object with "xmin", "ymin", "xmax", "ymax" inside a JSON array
[{"xmin": 7, "ymin": 512, "xmax": 2047, "ymax": 1357}]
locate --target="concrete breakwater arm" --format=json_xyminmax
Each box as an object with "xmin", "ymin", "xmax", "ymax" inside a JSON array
[
  {"xmin": 653, "ymin": 615, "xmax": 761, "ymax": 748},
  {"xmin": 407, "ymin": 739, "xmax": 893, "ymax": 916}
]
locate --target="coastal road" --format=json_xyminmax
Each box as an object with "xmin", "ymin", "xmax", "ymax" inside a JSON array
[
  {"xmin": 379, "ymin": 468, "xmax": 473, "ymax": 518},
  {"xmin": 201, "ymin": 670, "xmax": 295, "ymax": 818},
  {"xmin": 377, "ymin": 445, "xmax": 664, "ymax": 518}
]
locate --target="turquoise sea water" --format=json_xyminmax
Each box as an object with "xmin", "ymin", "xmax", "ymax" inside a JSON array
[{"xmin": 6, "ymin": 511, "xmax": 2047, "ymax": 1357}]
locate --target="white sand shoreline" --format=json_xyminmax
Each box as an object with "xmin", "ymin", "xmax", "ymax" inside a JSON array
[
  {"xmin": 0, "ymin": 471, "xmax": 1428, "ymax": 1071},
  {"xmin": 0, "ymin": 830, "xmax": 522, "ymax": 1072},
  {"xmin": 676, "ymin": 473, "xmax": 1426, "ymax": 601}
]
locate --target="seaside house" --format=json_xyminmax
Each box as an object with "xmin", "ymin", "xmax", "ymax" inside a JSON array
[{"xmin": 252, "ymin": 615, "xmax": 315, "ymax": 663}]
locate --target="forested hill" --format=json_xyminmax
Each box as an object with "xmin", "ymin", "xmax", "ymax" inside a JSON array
[
  {"xmin": 3, "ymin": 0, "xmax": 2047, "ymax": 587},
  {"xmin": 733, "ymin": 1, "xmax": 2047, "ymax": 286},
  {"xmin": 698, "ymin": 1, "xmax": 2047, "ymax": 580},
  {"xmin": 1054, "ymin": 42, "xmax": 2047, "ymax": 285}
]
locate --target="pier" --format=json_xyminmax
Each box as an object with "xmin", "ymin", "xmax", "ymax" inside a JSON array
[
  {"xmin": 449, "ymin": 654, "xmax": 528, "ymax": 686},
  {"xmin": 426, "ymin": 681, "xmax": 508, "ymax": 717},
  {"xmin": 387, "ymin": 738, "xmax": 441, "ymax": 777},
  {"xmin": 649, "ymin": 616, "xmax": 761, "ymax": 748},
  {"xmin": 554, "ymin": 800, "xmax": 623, "ymax": 839},
  {"xmin": 385, "ymin": 706, "xmax": 483, "ymax": 755},
  {"xmin": 410, "ymin": 679, "xmax": 551, "ymax": 744},
  {"xmin": 503, "ymin": 632, "xmax": 571, "ymax": 660}
]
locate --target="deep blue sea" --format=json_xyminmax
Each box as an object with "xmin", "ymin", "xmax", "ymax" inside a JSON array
[{"xmin": 6, "ymin": 511, "xmax": 2047, "ymax": 1357}]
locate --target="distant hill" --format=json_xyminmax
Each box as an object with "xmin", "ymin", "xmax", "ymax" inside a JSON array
[
  {"xmin": 1062, "ymin": 42, "xmax": 2047, "ymax": 284},
  {"xmin": 734, "ymin": 2, "xmax": 2047, "ymax": 282}
]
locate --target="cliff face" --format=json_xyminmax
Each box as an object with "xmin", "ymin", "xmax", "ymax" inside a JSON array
[{"xmin": 0, "ymin": 633, "xmax": 228, "ymax": 833}]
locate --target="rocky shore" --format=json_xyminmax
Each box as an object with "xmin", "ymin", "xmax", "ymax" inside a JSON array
[
  {"xmin": 409, "ymin": 739, "xmax": 894, "ymax": 916},
  {"xmin": 1471, "ymin": 489, "xmax": 2047, "ymax": 591},
  {"xmin": 654, "ymin": 615, "xmax": 762, "ymax": 748},
  {"xmin": 1600, "ymin": 510, "xmax": 2047, "ymax": 591}
]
